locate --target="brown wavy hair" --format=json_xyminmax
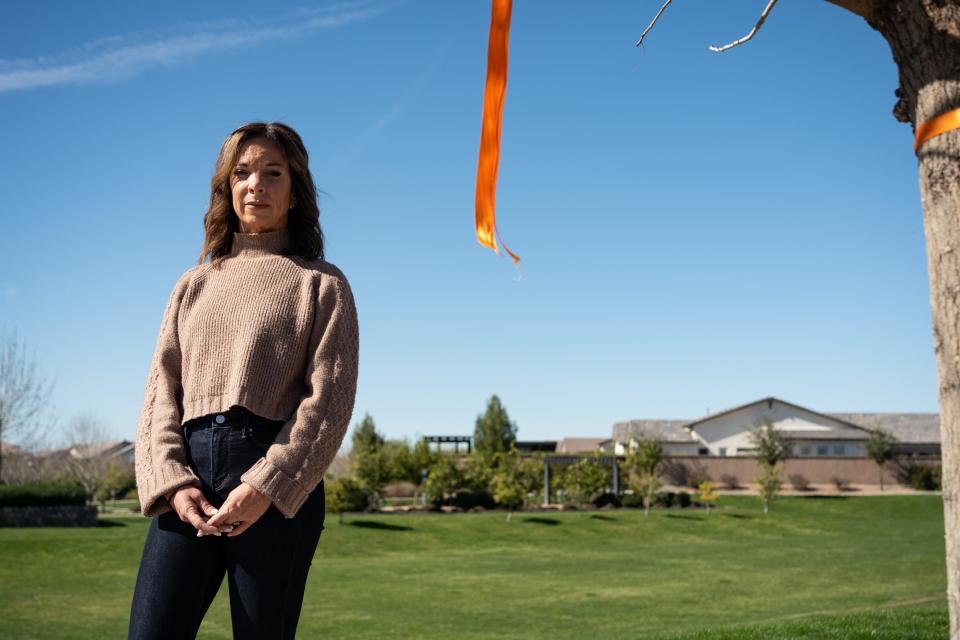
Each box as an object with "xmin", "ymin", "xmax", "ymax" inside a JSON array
[{"xmin": 198, "ymin": 122, "xmax": 325, "ymax": 268}]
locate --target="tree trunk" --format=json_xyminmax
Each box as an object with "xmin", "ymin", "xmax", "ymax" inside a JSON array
[{"xmin": 852, "ymin": 2, "xmax": 960, "ymax": 635}]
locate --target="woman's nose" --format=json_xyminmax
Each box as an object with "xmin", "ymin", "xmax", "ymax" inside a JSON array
[{"xmin": 248, "ymin": 173, "xmax": 265, "ymax": 192}]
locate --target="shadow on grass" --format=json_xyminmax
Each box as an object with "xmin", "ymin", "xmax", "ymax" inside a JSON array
[
  {"xmin": 589, "ymin": 514, "xmax": 617, "ymax": 521},
  {"xmin": 95, "ymin": 519, "xmax": 128, "ymax": 528},
  {"xmin": 347, "ymin": 520, "xmax": 413, "ymax": 531},
  {"xmin": 665, "ymin": 514, "xmax": 704, "ymax": 521},
  {"xmin": 724, "ymin": 513, "xmax": 754, "ymax": 520},
  {"xmin": 523, "ymin": 517, "xmax": 561, "ymax": 526}
]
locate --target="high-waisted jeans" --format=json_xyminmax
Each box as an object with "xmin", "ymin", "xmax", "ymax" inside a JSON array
[{"xmin": 128, "ymin": 405, "xmax": 326, "ymax": 640}]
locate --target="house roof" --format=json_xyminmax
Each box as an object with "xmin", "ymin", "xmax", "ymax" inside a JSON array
[
  {"xmin": 828, "ymin": 413, "xmax": 940, "ymax": 444},
  {"xmin": 613, "ymin": 398, "xmax": 942, "ymax": 446},
  {"xmin": 69, "ymin": 440, "xmax": 134, "ymax": 459},
  {"xmin": 612, "ymin": 420, "xmax": 698, "ymax": 444},
  {"xmin": 0, "ymin": 441, "xmax": 25, "ymax": 455},
  {"xmin": 684, "ymin": 397, "xmax": 869, "ymax": 433},
  {"xmin": 556, "ymin": 437, "xmax": 610, "ymax": 453}
]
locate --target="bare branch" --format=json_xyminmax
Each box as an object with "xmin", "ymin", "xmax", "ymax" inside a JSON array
[
  {"xmin": 709, "ymin": 0, "xmax": 780, "ymax": 53},
  {"xmin": 635, "ymin": 0, "xmax": 674, "ymax": 47}
]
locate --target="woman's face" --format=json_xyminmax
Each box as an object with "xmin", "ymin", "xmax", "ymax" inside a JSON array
[{"xmin": 230, "ymin": 136, "xmax": 294, "ymax": 234}]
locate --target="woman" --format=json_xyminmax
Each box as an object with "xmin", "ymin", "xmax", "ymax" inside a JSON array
[{"xmin": 128, "ymin": 122, "xmax": 360, "ymax": 639}]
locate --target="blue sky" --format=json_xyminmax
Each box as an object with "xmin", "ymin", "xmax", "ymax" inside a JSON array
[{"xmin": 0, "ymin": 0, "xmax": 934, "ymax": 448}]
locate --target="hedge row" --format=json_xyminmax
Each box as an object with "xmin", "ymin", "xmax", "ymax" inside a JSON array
[{"xmin": 0, "ymin": 481, "xmax": 87, "ymax": 507}]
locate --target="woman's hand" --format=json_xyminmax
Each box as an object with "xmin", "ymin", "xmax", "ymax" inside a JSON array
[
  {"xmin": 169, "ymin": 486, "xmax": 233, "ymax": 537},
  {"xmin": 205, "ymin": 482, "xmax": 273, "ymax": 537}
]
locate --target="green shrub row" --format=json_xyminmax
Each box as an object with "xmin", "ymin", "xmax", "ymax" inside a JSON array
[
  {"xmin": 0, "ymin": 481, "xmax": 88, "ymax": 507},
  {"xmin": 616, "ymin": 491, "xmax": 698, "ymax": 509}
]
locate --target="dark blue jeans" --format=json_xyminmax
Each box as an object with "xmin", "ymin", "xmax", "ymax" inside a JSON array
[{"xmin": 128, "ymin": 405, "xmax": 326, "ymax": 640}]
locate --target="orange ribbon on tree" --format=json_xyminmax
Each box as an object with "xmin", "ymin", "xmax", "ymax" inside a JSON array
[
  {"xmin": 475, "ymin": 0, "xmax": 520, "ymax": 265},
  {"xmin": 915, "ymin": 107, "xmax": 960, "ymax": 153}
]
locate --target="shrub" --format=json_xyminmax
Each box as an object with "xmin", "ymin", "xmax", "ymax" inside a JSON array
[
  {"xmin": 593, "ymin": 492, "xmax": 621, "ymax": 508},
  {"xmin": 719, "ymin": 474, "xmax": 739, "ymax": 490},
  {"xmin": 621, "ymin": 493, "xmax": 644, "ymax": 509},
  {"xmin": 325, "ymin": 476, "xmax": 369, "ymax": 515},
  {"xmin": 676, "ymin": 492, "xmax": 692, "ymax": 508},
  {"xmin": 908, "ymin": 465, "xmax": 942, "ymax": 491},
  {"xmin": 789, "ymin": 474, "xmax": 811, "ymax": 491},
  {"xmin": 0, "ymin": 481, "xmax": 87, "ymax": 507},
  {"xmin": 449, "ymin": 490, "xmax": 496, "ymax": 511},
  {"xmin": 832, "ymin": 477, "xmax": 852, "ymax": 492},
  {"xmin": 655, "ymin": 491, "xmax": 675, "ymax": 508},
  {"xmin": 697, "ymin": 481, "xmax": 718, "ymax": 513}
]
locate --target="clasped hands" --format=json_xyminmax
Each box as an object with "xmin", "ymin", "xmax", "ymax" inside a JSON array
[{"xmin": 168, "ymin": 482, "xmax": 272, "ymax": 538}]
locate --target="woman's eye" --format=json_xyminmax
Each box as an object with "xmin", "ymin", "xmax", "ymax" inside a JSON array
[{"xmin": 233, "ymin": 170, "xmax": 247, "ymax": 176}]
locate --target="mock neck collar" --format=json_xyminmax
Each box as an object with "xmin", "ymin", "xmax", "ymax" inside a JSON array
[{"xmin": 229, "ymin": 226, "xmax": 291, "ymax": 258}]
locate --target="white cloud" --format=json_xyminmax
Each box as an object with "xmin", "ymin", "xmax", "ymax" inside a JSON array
[{"xmin": 0, "ymin": 1, "xmax": 398, "ymax": 94}]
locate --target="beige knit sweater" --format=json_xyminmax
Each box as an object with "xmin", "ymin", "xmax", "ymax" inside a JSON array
[{"xmin": 134, "ymin": 226, "xmax": 359, "ymax": 519}]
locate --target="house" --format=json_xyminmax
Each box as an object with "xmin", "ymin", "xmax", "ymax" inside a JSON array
[
  {"xmin": 613, "ymin": 397, "xmax": 941, "ymax": 458},
  {"xmin": 556, "ymin": 437, "xmax": 614, "ymax": 454},
  {"xmin": 69, "ymin": 440, "xmax": 136, "ymax": 463}
]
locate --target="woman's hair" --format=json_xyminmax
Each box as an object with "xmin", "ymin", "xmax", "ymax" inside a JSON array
[{"xmin": 199, "ymin": 121, "xmax": 325, "ymax": 267}]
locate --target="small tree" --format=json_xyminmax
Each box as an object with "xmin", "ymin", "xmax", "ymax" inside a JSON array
[
  {"xmin": 757, "ymin": 467, "xmax": 782, "ymax": 515},
  {"xmin": 748, "ymin": 420, "xmax": 789, "ymax": 513},
  {"xmin": 351, "ymin": 413, "xmax": 385, "ymax": 457},
  {"xmin": 62, "ymin": 411, "xmax": 113, "ymax": 505},
  {"xmin": 408, "ymin": 438, "xmax": 439, "ymax": 503},
  {"xmin": 625, "ymin": 437, "xmax": 664, "ymax": 517},
  {"xmin": 865, "ymin": 428, "xmax": 897, "ymax": 491},
  {"xmin": 461, "ymin": 453, "xmax": 495, "ymax": 494},
  {"xmin": 349, "ymin": 414, "xmax": 390, "ymax": 509},
  {"xmin": 491, "ymin": 448, "xmax": 525, "ymax": 521},
  {"xmin": 517, "ymin": 453, "xmax": 545, "ymax": 502},
  {"xmin": 0, "ymin": 328, "xmax": 56, "ymax": 482},
  {"xmin": 352, "ymin": 448, "xmax": 391, "ymax": 510},
  {"xmin": 472, "ymin": 394, "xmax": 518, "ymax": 461},
  {"xmin": 385, "ymin": 439, "xmax": 417, "ymax": 484},
  {"xmin": 95, "ymin": 461, "xmax": 135, "ymax": 512},
  {"xmin": 697, "ymin": 480, "xmax": 718, "ymax": 515},
  {"xmin": 325, "ymin": 475, "xmax": 367, "ymax": 524},
  {"xmin": 425, "ymin": 455, "xmax": 461, "ymax": 504},
  {"xmin": 748, "ymin": 420, "xmax": 790, "ymax": 468},
  {"xmin": 562, "ymin": 455, "xmax": 610, "ymax": 508},
  {"xmin": 634, "ymin": 473, "xmax": 662, "ymax": 516}
]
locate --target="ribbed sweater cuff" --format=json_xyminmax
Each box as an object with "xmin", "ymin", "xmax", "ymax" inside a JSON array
[
  {"xmin": 241, "ymin": 457, "xmax": 309, "ymax": 519},
  {"xmin": 141, "ymin": 463, "xmax": 201, "ymax": 518}
]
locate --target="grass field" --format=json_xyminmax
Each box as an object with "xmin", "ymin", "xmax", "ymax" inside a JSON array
[{"xmin": 0, "ymin": 496, "xmax": 948, "ymax": 639}]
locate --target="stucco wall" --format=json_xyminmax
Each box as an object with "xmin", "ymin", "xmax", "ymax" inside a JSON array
[{"xmin": 659, "ymin": 456, "xmax": 936, "ymax": 487}]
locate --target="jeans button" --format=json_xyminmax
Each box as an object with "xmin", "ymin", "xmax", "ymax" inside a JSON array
[{"xmin": 215, "ymin": 414, "xmax": 225, "ymax": 424}]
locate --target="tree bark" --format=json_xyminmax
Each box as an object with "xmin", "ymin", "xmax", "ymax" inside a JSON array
[{"xmin": 841, "ymin": 1, "xmax": 960, "ymax": 635}]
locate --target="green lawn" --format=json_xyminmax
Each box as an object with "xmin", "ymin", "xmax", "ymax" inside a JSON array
[{"xmin": 0, "ymin": 496, "xmax": 947, "ymax": 639}]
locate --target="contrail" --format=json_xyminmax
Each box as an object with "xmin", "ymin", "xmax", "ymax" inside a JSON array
[{"xmin": 0, "ymin": 1, "xmax": 398, "ymax": 94}]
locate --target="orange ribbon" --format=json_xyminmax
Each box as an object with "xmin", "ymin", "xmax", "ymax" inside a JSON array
[
  {"xmin": 475, "ymin": 0, "xmax": 520, "ymax": 265},
  {"xmin": 915, "ymin": 107, "xmax": 960, "ymax": 153}
]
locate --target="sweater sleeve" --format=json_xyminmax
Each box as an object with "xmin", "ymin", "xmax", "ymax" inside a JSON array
[
  {"xmin": 134, "ymin": 269, "xmax": 202, "ymax": 517},
  {"xmin": 241, "ymin": 269, "xmax": 360, "ymax": 518}
]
